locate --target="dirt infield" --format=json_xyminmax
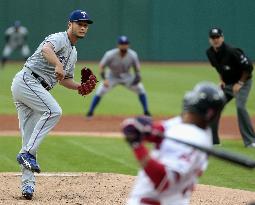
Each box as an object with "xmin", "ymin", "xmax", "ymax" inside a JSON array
[
  {"xmin": 1, "ymin": 115, "xmax": 254, "ymax": 204},
  {"xmin": 0, "ymin": 114, "xmax": 248, "ymax": 139},
  {"xmin": 0, "ymin": 173, "xmax": 255, "ymax": 205}
]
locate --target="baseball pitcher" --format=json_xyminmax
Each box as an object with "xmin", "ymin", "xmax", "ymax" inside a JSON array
[
  {"xmin": 11, "ymin": 10, "xmax": 96, "ymax": 200},
  {"xmin": 122, "ymin": 82, "xmax": 225, "ymax": 205}
]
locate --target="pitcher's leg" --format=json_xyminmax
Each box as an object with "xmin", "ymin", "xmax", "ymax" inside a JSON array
[
  {"xmin": 12, "ymin": 71, "xmax": 62, "ymax": 199},
  {"xmin": 21, "ymin": 167, "xmax": 35, "ymax": 199},
  {"xmin": 15, "ymin": 102, "xmax": 40, "ymax": 153},
  {"xmin": 16, "ymin": 72, "xmax": 62, "ymax": 156},
  {"xmin": 14, "ymin": 102, "xmax": 42, "ymax": 194},
  {"xmin": 26, "ymin": 105, "xmax": 62, "ymax": 155},
  {"xmin": 13, "ymin": 99, "xmax": 41, "ymax": 198}
]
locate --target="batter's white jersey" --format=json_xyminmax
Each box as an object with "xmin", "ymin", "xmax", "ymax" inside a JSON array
[{"xmin": 127, "ymin": 117, "xmax": 213, "ymax": 205}]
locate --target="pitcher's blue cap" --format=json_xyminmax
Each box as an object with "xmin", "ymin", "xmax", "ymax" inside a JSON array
[
  {"xmin": 69, "ymin": 10, "xmax": 93, "ymax": 24},
  {"xmin": 118, "ymin": 36, "xmax": 129, "ymax": 44}
]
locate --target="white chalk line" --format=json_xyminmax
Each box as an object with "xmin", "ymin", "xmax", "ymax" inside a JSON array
[
  {"xmin": 0, "ymin": 172, "xmax": 132, "ymax": 177},
  {"xmin": 0, "ymin": 131, "xmax": 122, "ymax": 137},
  {"xmin": 0, "ymin": 131, "xmax": 238, "ymax": 140}
]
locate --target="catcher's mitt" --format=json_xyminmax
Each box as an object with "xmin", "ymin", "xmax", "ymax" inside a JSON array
[{"xmin": 78, "ymin": 67, "xmax": 98, "ymax": 96}]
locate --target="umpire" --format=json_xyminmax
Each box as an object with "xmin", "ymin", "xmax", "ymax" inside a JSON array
[{"xmin": 206, "ymin": 27, "xmax": 255, "ymax": 148}]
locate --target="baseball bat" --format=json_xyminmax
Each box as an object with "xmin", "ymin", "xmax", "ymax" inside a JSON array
[{"xmin": 166, "ymin": 137, "xmax": 255, "ymax": 169}]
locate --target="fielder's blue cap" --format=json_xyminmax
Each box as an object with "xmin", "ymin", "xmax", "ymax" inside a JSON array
[
  {"xmin": 118, "ymin": 35, "xmax": 129, "ymax": 44},
  {"xmin": 14, "ymin": 20, "xmax": 21, "ymax": 28},
  {"xmin": 69, "ymin": 10, "xmax": 93, "ymax": 24}
]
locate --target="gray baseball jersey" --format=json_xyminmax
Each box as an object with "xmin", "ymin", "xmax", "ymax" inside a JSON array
[
  {"xmin": 25, "ymin": 31, "xmax": 77, "ymax": 89},
  {"xmin": 95, "ymin": 48, "xmax": 146, "ymax": 96},
  {"xmin": 100, "ymin": 48, "xmax": 140, "ymax": 77},
  {"xmin": 11, "ymin": 31, "xmax": 77, "ymax": 192},
  {"xmin": 2, "ymin": 26, "xmax": 30, "ymax": 58},
  {"xmin": 5, "ymin": 26, "xmax": 28, "ymax": 48}
]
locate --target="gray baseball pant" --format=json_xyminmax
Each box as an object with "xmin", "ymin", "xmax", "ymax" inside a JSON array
[
  {"xmin": 211, "ymin": 79, "xmax": 255, "ymax": 146},
  {"xmin": 11, "ymin": 68, "xmax": 62, "ymax": 190}
]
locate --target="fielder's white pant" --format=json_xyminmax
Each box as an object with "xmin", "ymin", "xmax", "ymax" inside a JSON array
[
  {"xmin": 3, "ymin": 44, "xmax": 30, "ymax": 58},
  {"xmin": 96, "ymin": 73, "xmax": 146, "ymax": 96}
]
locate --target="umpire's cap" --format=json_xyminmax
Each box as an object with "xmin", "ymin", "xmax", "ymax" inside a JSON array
[
  {"xmin": 183, "ymin": 81, "xmax": 226, "ymax": 122},
  {"xmin": 209, "ymin": 28, "xmax": 223, "ymax": 38},
  {"xmin": 118, "ymin": 36, "xmax": 129, "ymax": 44},
  {"xmin": 69, "ymin": 10, "xmax": 93, "ymax": 24}
]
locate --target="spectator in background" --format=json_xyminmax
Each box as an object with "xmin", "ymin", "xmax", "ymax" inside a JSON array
[
  {"xmin": 1, "ymin": 20, "xmax": 30, "ymax": 68},
  {"xmin": 206, "ymin": 27, "xmax": 255, "ymax": 148}
]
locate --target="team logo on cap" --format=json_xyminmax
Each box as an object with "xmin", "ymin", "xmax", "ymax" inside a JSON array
[
  {"xmin": 212, "ymin": 29, "xmax": 218, "ymax": 34},
  {"xmin": 81, "ymin": 11, "xmax": 87, "ymax": 18}
]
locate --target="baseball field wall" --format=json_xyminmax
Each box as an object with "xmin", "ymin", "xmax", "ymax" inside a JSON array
[{"xmin": 0, "ymin": 0, "xmax": 254, "ymax": 61}]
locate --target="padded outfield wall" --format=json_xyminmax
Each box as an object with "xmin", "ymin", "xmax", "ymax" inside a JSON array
[{"xmin": 0, "ymin": 0, "xmax": 254, "ymax": 61}]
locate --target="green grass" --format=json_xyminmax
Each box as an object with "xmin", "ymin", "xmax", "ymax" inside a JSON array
[
  {"xmin": 1, "ymin": 62, "xmax": 255, "ymax": 115},
  {"xmin": 0, "ymin": 136, "xmax": 255, "ymax": 191},
  {"xmin": 1, "ymin": 62, "xmax": 255, "ymax": 192},
  {"xmin": 200, "ymin": 139, "xmax": 255, "ymax": 191},
  {"xmin": 0, "ymin": 136, "xmax": 138, "ymax": 175}
]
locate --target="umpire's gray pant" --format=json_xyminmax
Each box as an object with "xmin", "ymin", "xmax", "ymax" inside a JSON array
[{"xmin": 211, "ymin": 79, "xmax": 255, "ymax": 146}]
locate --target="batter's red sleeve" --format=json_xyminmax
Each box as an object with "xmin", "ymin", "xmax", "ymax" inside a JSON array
[
  {"xmin": 133, "ymin": 144, "xmax": 169, "ymax": 190},
  {"xmin": 144, "ymin": 122, "xmax": 164, "ymax": 149},
  {"xmin": 144, "ymin": 158, "xmax": 169, "ymax": 190}
]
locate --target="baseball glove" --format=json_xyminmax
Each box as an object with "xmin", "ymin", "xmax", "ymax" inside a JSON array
[{"xmin": 78, "ymin": 67, "xmax": 98, "ymax": 96}]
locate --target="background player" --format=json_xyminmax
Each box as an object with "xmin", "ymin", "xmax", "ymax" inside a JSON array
[
  {"xmin": 11, "ymin": 9, "xmax": 94, "ymax": 200},
  {"xmin": 86, "ymin": 35, "xmax": 151, "ymax": 117},
  {"xmin": 1, "ymin": 20, "xmax": 30, "ymax": 68},
  {"xmin": 122, "ymin": 82, "xmax": 225, "ymax": 205},
  {"xmin": 206, "ymin": 27, "xmax": 255, "ymax": 147}
]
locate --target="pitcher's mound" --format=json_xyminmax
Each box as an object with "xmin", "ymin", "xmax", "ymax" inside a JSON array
[{"xmin": 0, "ymin": 172, "xmax": 254, "ymax": 205}]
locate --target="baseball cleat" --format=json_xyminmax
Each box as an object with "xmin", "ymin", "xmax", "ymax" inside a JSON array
[
  {"xmin": 86, "ymin": 111, "xmax": 94, "ymax": 119},
  {"xmin": 144, "ymin": 111, "xmax": 151, "ymax": 116},
  {"xmin": 246, "ymin": 143, "xmax": 255, "ymax": 148},
  {"xmin": 17, "ymin": 152, "xmax": 41, "ymax": 173},
  {"xmin": 22, "ymin": 186, "xmax": 34, "ymax": 200}
]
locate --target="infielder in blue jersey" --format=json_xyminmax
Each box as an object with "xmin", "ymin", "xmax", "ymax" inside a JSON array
[
  {"xmin": 86, "ymin": 36, "xmax": 151, "ymax": 117},
  {"xmin": 11, "ymin": 10, "xmax": 93, "ymax": 200}
]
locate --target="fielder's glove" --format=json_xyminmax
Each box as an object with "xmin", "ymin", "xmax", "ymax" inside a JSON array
[
  {"xmin": 122, "ymin": 116, "xmax": 152, "ymax": 146},
  {"xmin": 131, "ymin": 73, "xmax": 141, "ymax": 85},
  {"xmin": 78, "ymin": 67, "xmax": 98, "ymax": 96}
]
